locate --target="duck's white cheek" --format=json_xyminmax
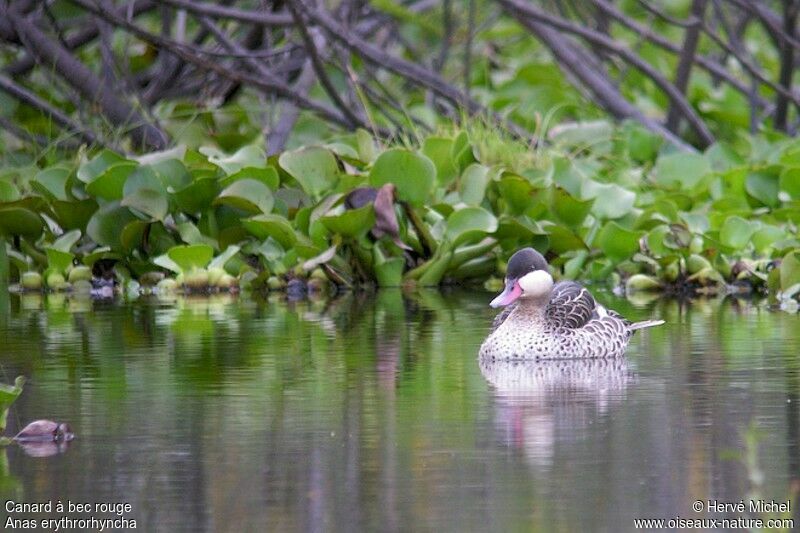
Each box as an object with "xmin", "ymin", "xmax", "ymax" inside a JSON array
[{"xmin": 518, "ymin": 270, "xmax": 553, "ymax": 297}]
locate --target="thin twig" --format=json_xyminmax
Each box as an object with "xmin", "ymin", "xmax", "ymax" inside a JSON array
[{"xmin": 665, "ymin": 0, "xmax": 707, "ymax": 133}]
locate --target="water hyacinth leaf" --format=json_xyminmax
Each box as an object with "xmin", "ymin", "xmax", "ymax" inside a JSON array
[
  {"xmin": 585, "ymin": 182, "xmax": 635, "ymax": 219},
  {"xmin": 752, "ymin": 225, "xmax": 786, "ymax": 253},
  {"xmin": 279, "ymin": 146, "xmax": 339, "ymax": 198},
  {"xmin": 242, "ymin": 214, "xmax": 297, "ymax": 249},
  {"xmin": 177, "ymin": 221, "xmax": 217, "ymax": 248},
  {"xmin": 496, "ymin": 174, "xmax": 534, "ymax": 215},
  {"xmin": 86, "ymin": 162, "xmax": 137, "ymax": 200},
  {"xmin": 219, "ymin": 166, "xmax": 279, "ymax": 190},
  {"xmin": 120, "ymin": 220, "xmax": 149, "ymax": 251},
  {"xmin": 369, "ymin": 149, "xmax": 436, "ymax": 206},
  {"xmin": 50, "ymin": 198, "xmax": 97, "ymax": 231},
  {"xmin": 550, "ymin": 187, "xmax": 593, "ymax": 227},
  {"xmin": 77, "ymin": 149, "xmax": 127, "ymax": 183},
  {"xmin": 551, "ymin": 120, "xmax": 612, "ymax": 152},
  {"xmin": 214, "ymin": 179, "xmax": 274, "ymax": 214},
  {"xmin": 652, "ymin": 152, "xmax": 711, "ymax": 189},
  {"xmin": 32, "ymin": 167, "xmax": 70, "ymax": 201},
  {"xmin": 779, "ymin": 167, "xmax": 800, "ymax": 200},
  {"xmin": 547, "ymin": 157, "xmax": 580, "ymax": 197},
  {"xmin": 445, "ymin": 207, "xmax": 498, "ymax": 247},
  {"xmin": 597, "ymin": 221, "xmax": 641, "ymax": 262},
  {"xmin": 302, "ymin": 245, "xmax": 337, "ymax": 271},
  {"xmin": 52, "ymin": 229, "xmax": 81, "ymax": 252},
  {"xmin": 451, "ymin": 131, "xmax": 477, "ymax": 172},
  {"xmin": 153, "ymin": 253, "xmax": 182, "ymax": 274},
  {"xmin": 151, "ymin": 159, "xmax": 191, "ymax": 190},
  {"xmin": 460, "ymin": 164, "xmax": 491, "ymax": 205},
  {"xmin": 320, "ymin": 204, "xmax": 375, "ymax": 238},
  {"xmin": 780, "ymin": 251, "xmax": 800, "ymax": 291},
  {"xmin": 122, "ymin": 188, "xmax": 168, "ymax": 221},
  {"xmin": 201, "ymin": 144, "xmax": 266, "ymax": 175},
  {"xmin": 745, "ymin": 170, "xmax": 779, "ymax": 207},
  {"xmin": 0, "ymin": 376, "xmax": 24, "ymax": 432},
  {"xmin": 86, "ymin": 202, "xmax": 138, "ymax": 249},
  {"xmin": 356, "ymin": 128, "xmax": 377, "ymax": 163},
  {"xmin": 622, "ymin": 122, "xmax": 662, "ymax": 162},
  {"xmin": 0, "ymin": 207, "xmax": 43, "ymax": 238},
  {"xmin": 646, "ymin": 225, "xmax": 671, "ymax": 256},
  {"xmin": 173, "ymin": 177, "xmax": 219, "ymax": 214},
  {"xmin": 168, "ymin": 244, "xmax": 214, "ymax": 272},
  {"xmin": 375, "ymin": 257, "xmax": 405, "ymax": 287},
  {"xmin": 208, "ymin": 245, "xmax": 241, "ymax": 270},
  {"xmin": 719, "ymin": 216, "xmax": 755, "ymax": 250},
  {"xmin": 421, "ymin": 137, "xmax": 458, "ymax": 185},
  {"xmin": 45, "ymin": 248, "xmax": 73, "ymax": 273}
]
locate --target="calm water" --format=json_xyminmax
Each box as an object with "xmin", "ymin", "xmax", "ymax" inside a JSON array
[{"xmin": 0, "ymin": 289, "xmax": 798, "ymax": 531}]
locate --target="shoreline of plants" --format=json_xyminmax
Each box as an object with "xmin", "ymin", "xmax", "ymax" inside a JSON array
[{"xmin": 1, "ymin": 122, "xmax": 799, "ymax": 311}]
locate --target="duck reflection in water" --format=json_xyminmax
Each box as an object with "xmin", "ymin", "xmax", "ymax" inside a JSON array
[{"xmin": 479, "ymin": 357, "xmax": 634, "ymax": 468}]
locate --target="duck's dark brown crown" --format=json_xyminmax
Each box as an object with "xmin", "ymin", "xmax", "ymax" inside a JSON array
[{"xmin": 506, "ymin": 248, "xmax": 548, "ymax": 279}]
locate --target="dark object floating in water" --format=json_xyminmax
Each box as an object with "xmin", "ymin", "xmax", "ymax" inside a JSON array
[{"xmin": 14, "ymin": 420, "xmax": 74, "ymax": 442}]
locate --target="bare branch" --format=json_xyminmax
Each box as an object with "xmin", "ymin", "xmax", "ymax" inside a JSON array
[
  {"xmin": 0, "ymin": 73, "xmax": 101, "ymax": 146},
  {"xmin": 499, "ymin": 0, "xmax": 714, "ymax": 147},
  {"xmin": 4, "ymin": 4, "xmax": 167, "ymax": 150},
  {"xmin": 665, "ymin": 0, "xmax": 707, "ymax": 133}
]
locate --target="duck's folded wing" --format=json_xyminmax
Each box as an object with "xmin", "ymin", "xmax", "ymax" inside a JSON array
[{"xmin": 546, "ymin": 281, "xmax": 596, "ymax": 328}]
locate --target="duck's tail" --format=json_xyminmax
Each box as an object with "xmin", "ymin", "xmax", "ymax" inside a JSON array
[{"xmin": 627, "ymin": 319, "xmax": 665, "ymax": 332}]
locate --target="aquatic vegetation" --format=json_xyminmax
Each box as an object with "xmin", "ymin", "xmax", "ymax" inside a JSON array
[
  {"xmin": 0, "ymin": 376, "xmax": 25, "ymax": 434},
  {"xmin": 0, "ymin": 125, "xmax": 799, "ymax": 306}
]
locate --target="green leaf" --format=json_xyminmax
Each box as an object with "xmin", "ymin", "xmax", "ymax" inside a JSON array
[
  {"xmin": 86, "ymin": 161, "xmax": 137, "ymax": 200},
  {"xmin": 375, "ymin": 257, "xmax": 405, "ymax": 287},
  {"xmin": 320, "ymin": 204, "xmax": 375, "ymax": 238},
  {"xmin": 173, "ymin": 177, "xmax": 219, "ymax": 214},
  {"xmin": 496, "ymin": 174, "xmax": 534, "ymax": 215},
  {"xmin": 242, "ymin": 214, "xmax": 298, "ymax": 249},
  {"xmin": 746, "ymin": 170, "xmax": 779, "ymax": 206},
  {"xmin": 451, "ymin": 131, "xmax": 477, "ymax": 172},
  {"xmin": 32, "ymin": 167, "xmax": 71, "ymax": 201},
  {"xmin": 445, "ymin": 207, "xmax": 498, "ymax": 247},
  {"xmin": 219, "ymin": 166, "xmax": 279, "ymax": 190},
  {"xmin": 167, "ymin": 244, "xmax": 214, "ymax": 272},
  {"xmin": 780, "ymin": 250, "xmax": 800, "ymax": 291},
  {"xmin": 51, "ymin": 229, "xmax": 81, "ymax": 252},
  {"xmin": 0, "ymin": 181, "xmax": 19, "ymax": 202},
  {"xmin": 86, "ymin": 202, "xmax": 138, "ymax": 250},
  {"xmin": 51, "ymin": 198, "xmax": 98, "ymax": 231},
  {"xmin": 369, "ymin": 149, "xmax": 436, "ymax": 206},
  {"xmin": 0, "ymin": 207, "xmax": 43, "ymax": 238},
  {"xmin": 460, "ymin": 164, "xmax": 491, "ymax": 205},
  {"xmin": 151, "ymin": 159, "xmax": 192, "ymax": 190},
  {"xmin": 752, "ymin": 225, "xmax": 786, "ymax": 253},
  {"xmin": 719, "ymin": 215, "xmax": 755, "ymax": 250},
  {"xmin": 779, "ymin": 167, "xmax": 800, "ymax": 200},
  {"xmin": 584, "ymin": 182, "xmax": 635, "ymax": 219},
  {"xmin": 77, "ymin": 149, "xmax": 127, "ymax": 183},
  {"xmin": 208, "ymin": 245, "xmax": 241, "ymax": 270},
  {"xmin": 214, "ymin": 179, "xmax": 274, "ymax": 214},
  {"xmin": 122, "ymin": 188, "xmax": 169, "ymax": 221},
  {"xmin": 652, "ymin": 152, "xmax": 711, "ymax": 189},
  {"xmin": 201, "ymin": 144, "xmax": 266, "ymax": 175},
  {"xmin": 597, "ymin": 221, "xmax": 641, "ymax": 262},
  {"xmin": 421, "ymin": 137, "xmax": 457, "ymax": 185},
  {"xmin": 550, "ymin": 187, "xmax": 593, "ymax": 227},
  {"xmin": 45, "ymin": 248, "xmax": 74, "ymax": 274},
  {"xmin": 279, "ymin": 146, "xmax": 339, "ymax": 198}
]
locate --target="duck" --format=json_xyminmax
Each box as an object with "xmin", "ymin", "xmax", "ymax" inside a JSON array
[{"xmin": 479, "ymin": 248, "xmax": 664, "ymax": 360}]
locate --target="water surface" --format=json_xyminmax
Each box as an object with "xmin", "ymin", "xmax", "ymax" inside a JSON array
[{"xmin": 0, "ymin": 290, "xmax": 797, "ymax": 531}]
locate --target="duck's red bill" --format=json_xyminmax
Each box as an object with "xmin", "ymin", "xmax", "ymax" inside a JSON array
[{"xmin": 490, "ymin": 280, "xmax": 522, "ymax": 308}]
